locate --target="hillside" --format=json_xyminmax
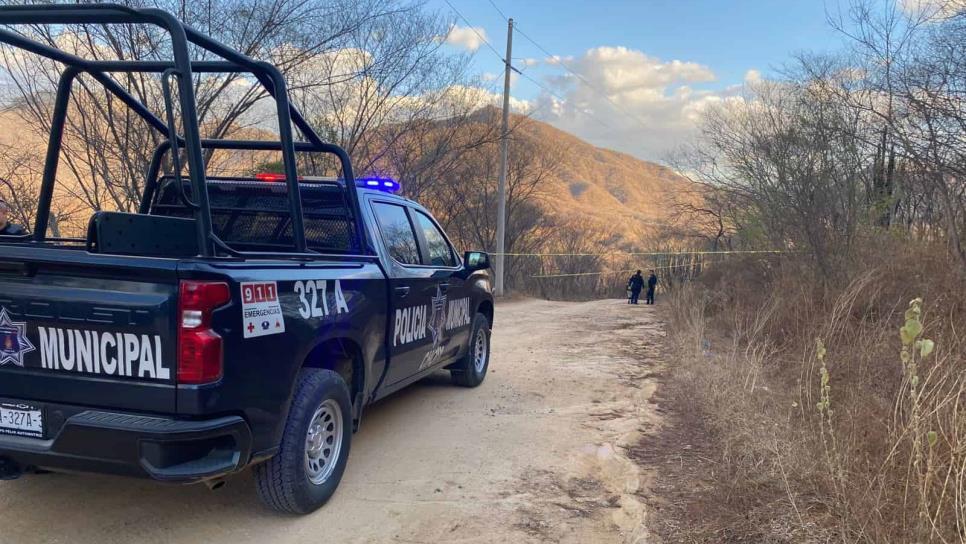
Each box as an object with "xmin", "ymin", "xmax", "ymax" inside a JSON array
[
  {"xmin": 0, "ymin": 107, "xmax": 692, "ymax": 247},
  {"xmin": 506, "ymin": 112, "xmax": 690, "ymax": 247}
]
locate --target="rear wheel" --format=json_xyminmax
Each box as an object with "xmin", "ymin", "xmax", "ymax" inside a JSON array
[
  {"xmin": 254, "ymin": 369, "xmax": 352, "ymax": 514},
  {"xmin": 450, "ymin": 313, "xmax": 491, "ymax": 387}
]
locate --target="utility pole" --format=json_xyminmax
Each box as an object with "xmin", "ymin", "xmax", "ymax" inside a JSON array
[{"xmin": 494, "ymin": 17, "xmax": 513, "ymax": 297}]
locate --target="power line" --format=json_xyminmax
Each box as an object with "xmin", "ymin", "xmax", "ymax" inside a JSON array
[
  {"xmin": 511, "ymin": 22, "xmax": 653, "ymax": 131},
  {"xmin": 513, "ymin": 70, "xmax": 612, "ymax": 129},
  {"xmin": 530, "ymin": 258, "xmax": 736, "ymax": 279},
  {"xmin": 484, "ymin": 0, "xmax": 509, "ymax": 22},
  {"xmin": 440, "ymin": 0, "xmax": 614, "ymax": 130},
  {"xmin": 512, "ymin": 70, "xmax": 564, "ymax": 103},
  {"xmin": 480, "ymin": 1, "xmax": 628, "ymax": 130},
  {"xmin": 479, "ymin": 0, "xmax": 596, "ymax": 120},
  {"xmin": 440, "ymin": 0, "xmax": 506, "ymax": 62}
]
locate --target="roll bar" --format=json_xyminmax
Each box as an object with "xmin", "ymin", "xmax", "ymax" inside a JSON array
[{"xmin": 0, "ymin": 3, "xmax": 370, "ymax": 256}]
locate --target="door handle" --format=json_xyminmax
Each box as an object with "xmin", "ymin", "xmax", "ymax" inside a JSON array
[{"xmin": 394, "ymin": 286, "xmax": 411, "ymax": 297}]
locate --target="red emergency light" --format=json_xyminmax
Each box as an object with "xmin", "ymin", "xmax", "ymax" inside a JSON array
[{"xmin": 255, "ymin": 172, "xmax": 303, "ymax": 182}]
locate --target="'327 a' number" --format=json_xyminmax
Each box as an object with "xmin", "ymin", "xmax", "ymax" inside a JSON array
[{"xmin": 294, "ymin": 279, "xmax": 350, "ymax": 319}]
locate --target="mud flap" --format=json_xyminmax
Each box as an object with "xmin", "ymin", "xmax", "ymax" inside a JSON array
[{"xmin": 352, "ymin": 394, "xmax": 363, "ymax": 433}]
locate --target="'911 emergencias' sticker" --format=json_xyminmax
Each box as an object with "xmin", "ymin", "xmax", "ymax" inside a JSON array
[{"xmin": 241, "ymin": 282, "xmax": 285, "ymax": 339}]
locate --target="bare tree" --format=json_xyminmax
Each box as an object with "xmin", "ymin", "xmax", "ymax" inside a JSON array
[
  {"xmin": 824, "ymin": 0, "xmax": 966, "ymax": 267},
  {"xmin": 673, "ymin": 1, "xmax": 965, "ymax": 279},
  {"xmin": 0, "ymin": 0, "xmax": 408, "ymax": 221},
  {"xmin": 0, "ymin": 142, "xmax": 82, "ymax": 236},
  {"xmin": 663, "ymin": 180, "xmax": 740, "ymax": 252},
  {"xmin": 426, "ymin": 114, "xmax": 562, "ymax": 255},
  {"xmin": 290, "ymin": 5, "xmax": 482, "ymax": 173},
  {"xmin": 677, "ymin": 74, "xmax": 871, "ymax": 277}
]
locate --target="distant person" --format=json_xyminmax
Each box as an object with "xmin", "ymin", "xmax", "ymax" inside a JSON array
[
  {"xmin": 0, "ymin": 197, "xmax": 25, "ymax": 236},
  {"xmin": 645, "ymin": 270, "xmax": 657, "ymax": 305},
  {"xmin": 627, "ymin": 270, "xmax": 644, "ymax": 305}
]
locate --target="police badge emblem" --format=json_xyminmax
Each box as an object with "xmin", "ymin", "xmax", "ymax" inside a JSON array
[
  {"xmin": 0, "ymin": 308, "xmax": 34, "ymax": 367},
  {"xmin": 418, "ymin": 285, "xmax": 448, "ymax": 370}
]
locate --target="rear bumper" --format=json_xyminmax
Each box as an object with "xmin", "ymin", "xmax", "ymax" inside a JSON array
[{"xmin": 0, "ymin": 410, "xmax": 252, "ymax": 483}]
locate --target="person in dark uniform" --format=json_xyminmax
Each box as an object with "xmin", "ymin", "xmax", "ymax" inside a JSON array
[
  {"xmin": 645, "ymin": 270, "xmax": 657, "ymax": 305},
  {"xmin": 0, "ymin": 197, "xmax": 26, "ymax": 236},
  {"xmin": 627, "ymin": 270, "xmax": 644, "ymax": 305}
]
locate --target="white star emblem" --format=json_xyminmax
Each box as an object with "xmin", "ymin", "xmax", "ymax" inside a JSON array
[
  {"xmin": 419, "ymin": 285, "xmax": 449, "ymax": 371},
  {"xmin": 428, "ymin": 285, "xmax": 447, "ymax": 346},
  {"xmin": 0, "ymin": 308, "xmax": 34, "ymax": 367}
]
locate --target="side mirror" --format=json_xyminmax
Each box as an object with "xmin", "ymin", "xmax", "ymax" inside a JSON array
[{"xmin": 463, "ymin": 251, "xmax": 491, "ymax": 271}]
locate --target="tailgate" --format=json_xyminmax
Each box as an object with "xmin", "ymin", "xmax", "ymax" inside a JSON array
[{"xmin": 0, "ymin": 247, "xmax": 179, "ymax": 413}]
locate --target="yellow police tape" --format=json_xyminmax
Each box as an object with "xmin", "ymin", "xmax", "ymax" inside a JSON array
[
  {"xmin": 491, "ymin": 250, "xmax": 786, "ymax": 257},
  {"xmin": 529, "ymin": 258, "xmax": 737, "ymax": 278}
]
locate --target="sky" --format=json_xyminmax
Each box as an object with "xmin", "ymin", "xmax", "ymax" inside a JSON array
[{"xmin": 426, "ymin": 0, "xmax": 891, "ymax": 163}]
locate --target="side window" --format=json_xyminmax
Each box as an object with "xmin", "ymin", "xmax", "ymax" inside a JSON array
[
  {"xmin": 414, "ymin": 211, "xmax": 456, "ymax": 267},
  {"xmin": 372, "ymin": 202, "xmax": 420, "ymax": 265}
]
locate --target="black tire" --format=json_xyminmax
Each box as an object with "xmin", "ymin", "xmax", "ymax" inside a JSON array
[
  {"xmin": 254, "ymin": 368, "xmax": 352, "ymax": 514},
  {"xmin": 450, "ymin": 312, "xmax": 491, "ymax": 388}
]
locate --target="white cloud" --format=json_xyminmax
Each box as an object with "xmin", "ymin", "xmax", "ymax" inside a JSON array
[
  {"xmin": 444, "ymin": 24, "xmax": 489, "ymax": 52},
  {"xmin": 744, "ymin": 69, "xmax": 762, "ymax": 85},
  {"xmin": 529, "ymin": 46, "xmax": 734, "ymax": 162},
  {"xmin": 898, "ymin": 0, "xmax": 965, "ymax": 19},
  {"xmin": 384, "ymin": 84, "xmax": 531, "ymax": 121},
  {"xmin": 445, "ymin": 84, "xmax": 531, "ymax": 113},
  {"xmin": 567, "ymin": 47, "xmax": 715, "ymax": 91}
]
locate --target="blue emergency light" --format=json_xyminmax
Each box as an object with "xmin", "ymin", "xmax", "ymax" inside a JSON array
[{"xmin": 356, "ymin": 176, "xmax": 400, "ymax": 193}]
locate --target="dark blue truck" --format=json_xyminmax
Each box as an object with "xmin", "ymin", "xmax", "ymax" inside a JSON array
[{"xmin": 0, "ymin": 4, "xmax": 493, "ymax": 514}]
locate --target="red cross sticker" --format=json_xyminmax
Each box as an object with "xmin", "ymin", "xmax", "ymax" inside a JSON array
[{"xmin": 247, "ymin": 322, "xmax": 255, "ymax": 334}]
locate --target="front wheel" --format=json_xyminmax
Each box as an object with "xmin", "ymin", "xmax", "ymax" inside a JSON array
[
  {"xmin": 450, "ymin": 313, "xmax": 491, "ymax": 387},
  {"xmin": 254, "ymin": 368, "xmax": 352, "ymax": 514}
]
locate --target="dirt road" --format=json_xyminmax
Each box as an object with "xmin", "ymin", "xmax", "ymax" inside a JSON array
[{"xmin": 0, "ymin": 298, "xmax": 664, "ymax": 544}]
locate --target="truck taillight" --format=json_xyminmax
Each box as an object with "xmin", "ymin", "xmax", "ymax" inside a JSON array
[{"xmin": 178, "ymin": 281, "xmax": 231, "ymax": 384}]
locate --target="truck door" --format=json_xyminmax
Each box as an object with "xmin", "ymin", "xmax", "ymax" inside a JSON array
[
  {"xmin": 409, "ymin": 208, "xmax": 472, "ymax": 355},
  {"xmin": 370, "ymin": 201, "xmax": 434, "ymax": 385}
]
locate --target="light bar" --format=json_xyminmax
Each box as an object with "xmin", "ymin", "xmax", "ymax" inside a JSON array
[
  {"xmin": 255, "ymin": 172, "xmax": 399, "ymax": 192},
  {"xmin": 356, "ymin": 176, "xmax": 400, "ymax": 193}
]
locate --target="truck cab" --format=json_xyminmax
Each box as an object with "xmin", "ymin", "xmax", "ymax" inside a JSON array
[{"xmin": 0, "ymin": 3, "xmax": 494, "ymax": 515}]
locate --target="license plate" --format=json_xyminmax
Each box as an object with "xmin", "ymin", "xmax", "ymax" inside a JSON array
[{"xmin": 0, "ymin": 402, "xmax": 43, "ymax": 438}]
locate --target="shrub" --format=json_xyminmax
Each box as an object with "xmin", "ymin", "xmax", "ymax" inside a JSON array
[{"xmin": 661, "ymin": 236, "xmax": 966, "ymax": 542}]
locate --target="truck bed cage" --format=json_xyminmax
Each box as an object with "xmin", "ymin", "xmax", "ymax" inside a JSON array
[{"xmin": 0, "ymin": 3, "xmax": 371, "ymax": 257}]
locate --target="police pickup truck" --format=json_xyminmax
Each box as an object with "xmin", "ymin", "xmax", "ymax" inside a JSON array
[{"xmin": 0, "ymin": 4, "xmax": 493, "ymax": 514}]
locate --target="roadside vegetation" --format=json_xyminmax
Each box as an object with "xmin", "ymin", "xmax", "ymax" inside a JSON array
[{"xmin": 652, "ymin": 3, "xmax": 966, "ymax": 541}]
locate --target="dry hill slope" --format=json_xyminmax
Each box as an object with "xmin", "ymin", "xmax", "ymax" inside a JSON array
[
  {"xmin": 507, "ymin": 113, "xmax": 691, "ymax": 247},
  {"xmin": 0, "ymin": 107, "xmax": 693, "ymax": 248}
]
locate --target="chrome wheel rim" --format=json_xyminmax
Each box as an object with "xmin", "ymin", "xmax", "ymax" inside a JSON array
[
  {"xmin": 473, "ymin": 328, "xmax": 488, "ymax": 373},
  {"xmin": 304, "ymin": 399, "xmax": 343, "ymax": 485}
]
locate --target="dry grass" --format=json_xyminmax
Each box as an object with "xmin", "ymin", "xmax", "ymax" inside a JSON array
[{"xmin": 650, "ymin": 236, "xmax": 966, "ymax": 542}]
